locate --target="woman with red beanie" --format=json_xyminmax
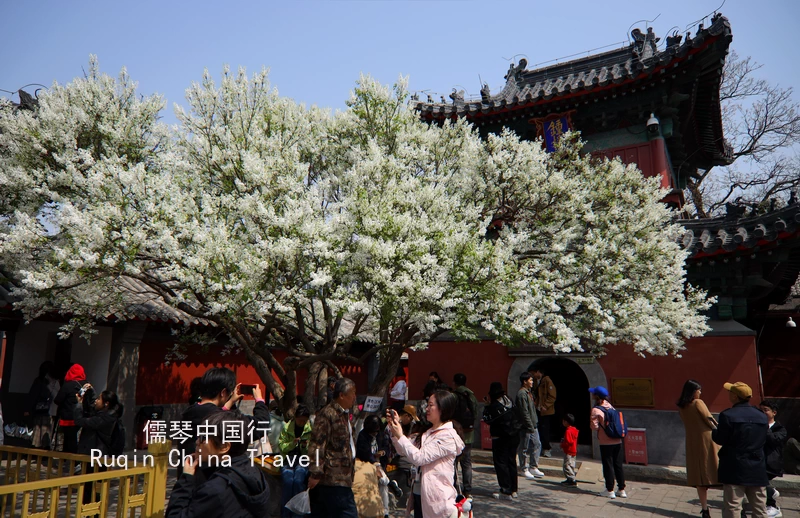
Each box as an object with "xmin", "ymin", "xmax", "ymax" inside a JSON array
[{"xmin": 53, "ymin": 364, "xmax": 86, "ymax": 453}]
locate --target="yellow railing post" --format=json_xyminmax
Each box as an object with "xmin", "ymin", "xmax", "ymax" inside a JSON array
[{"xmin": 146, "ymin": 441, "xmax": 172, "ymax": 517}]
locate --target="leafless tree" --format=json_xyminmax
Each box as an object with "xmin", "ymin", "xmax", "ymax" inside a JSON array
[{"xmin": 685, "ymin": 51, "xmax": 800, "ymax": 218}]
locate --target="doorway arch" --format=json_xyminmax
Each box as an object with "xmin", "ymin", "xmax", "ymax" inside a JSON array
[{"xmin": 507, "ymin": 355, "xmax": 607, "ymax": 457}]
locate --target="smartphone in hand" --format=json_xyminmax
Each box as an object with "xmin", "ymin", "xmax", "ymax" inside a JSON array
[{"xmin": 239, "ymin": 384, "xmax": 256, "ymax": 396}]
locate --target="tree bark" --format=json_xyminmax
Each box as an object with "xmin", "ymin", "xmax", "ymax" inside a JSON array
[
  {"xmin": 303, "ymin": 361, "xmax": 323, "ymax": 411},
  {"xmin": 242, "ymin": 345, "xmax": 283, "ymax": 401},
  {"xmin": 317, "ymin": 367, "xmax": 330, "ymax": 409},
  {"xmin": 367, "ymin": 346, "xmax": 404, "ymax": 400}
]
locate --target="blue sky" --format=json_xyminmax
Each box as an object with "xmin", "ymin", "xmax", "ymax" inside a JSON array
[{"xmin": 2, "ymin": 1, "xmax": 798, "ymax": 124}]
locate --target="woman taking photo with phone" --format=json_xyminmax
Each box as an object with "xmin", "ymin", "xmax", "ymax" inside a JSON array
[
  {"xmin": 677, "ymin": 379, "xmax": 720, "ymax": 518},
  {"xmin": 386, "ymin": 390, "xmax": 464, "ymax": 518}
]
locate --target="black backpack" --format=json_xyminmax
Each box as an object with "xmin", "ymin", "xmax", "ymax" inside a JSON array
[{"xmin": 454, "ymin": 390, "xmax": 476, "ymax": 431}]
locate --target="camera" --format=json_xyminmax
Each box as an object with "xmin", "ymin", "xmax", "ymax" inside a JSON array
[{"xmin": 646, "ymin": 113, "xmax": 660, "ymax": 136}]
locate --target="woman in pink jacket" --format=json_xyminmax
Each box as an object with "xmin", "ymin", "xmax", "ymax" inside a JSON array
[{"xmin": 387, "ymin": 390, "xmax": 465, "ymax": 518}]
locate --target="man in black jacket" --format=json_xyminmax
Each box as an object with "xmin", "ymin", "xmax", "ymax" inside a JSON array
[
  {"xmin": 760, "ymin": 400, "xmax": 788, "ymax": 517},
  {"xmin": 178, "ymin": 368, "xmax": 269, "ymax": 478},
  {"xmin": 167, "ymin": 412, "xmax": 270, "ymax": 517},
  {"xmin": 712, "ymin": 382, "xmax": 769, "ymax": 518}
]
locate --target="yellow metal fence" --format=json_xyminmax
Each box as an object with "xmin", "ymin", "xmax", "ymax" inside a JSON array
[{"xmin": 0, "ymin": 442, "xmax": 170, "ymax": 518}]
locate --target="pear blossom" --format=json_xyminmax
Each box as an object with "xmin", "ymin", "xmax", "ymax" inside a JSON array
[{"xmin": 0, "ymin": 59, "xmax": 711, "ymax": 410}]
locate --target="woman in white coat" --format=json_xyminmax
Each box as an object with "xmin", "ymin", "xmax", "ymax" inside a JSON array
[{"xmin": 387, "ymin": 390, "xmax": 464, "ymax": 518}]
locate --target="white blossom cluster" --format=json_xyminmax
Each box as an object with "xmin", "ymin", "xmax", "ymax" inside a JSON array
[{"xmin": 0, "ymin": 59, "xmax": 711, "ymax": 397}]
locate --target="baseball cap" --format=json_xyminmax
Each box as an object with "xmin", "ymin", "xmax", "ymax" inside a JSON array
[
  {"xmin": 723, "ymin": 382, "xmax": 752, "ymax": 400},
  {"xmin": 401, "ymin": 405, "xmax": 420, "ymax": 422},
  {"xmin": 588, "ymin": 386, "xmax": 609, "ymax": 398}
]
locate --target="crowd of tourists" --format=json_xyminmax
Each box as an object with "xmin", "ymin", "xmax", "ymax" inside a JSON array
[
  {"xmin": 21, "ymin": 361, "xmax": 125, "ymax": 460},
  {"xmin": 21, "ymin": 360, "xmax": 800, "ymax": 518}
]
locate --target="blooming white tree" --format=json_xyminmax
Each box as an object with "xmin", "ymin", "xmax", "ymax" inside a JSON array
[
  {"xmin": 468, "ymin": 132, "xmax": 712, "ymax": 355},
  {"xmin": 0, "ymin": 59, "xmax": 711, "ymax": 411}
]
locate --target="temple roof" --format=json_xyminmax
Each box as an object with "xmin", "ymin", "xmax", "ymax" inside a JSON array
[
  {"xmin": 0, "ymin": 272, "xmax": 212, "ymax": 326},
  {"xmin": 414, "ymin": 13, "xmax": 734, "ymax": 168},
  {"xmin": 415, "ymin": 13, "xmax": 730, "ymax": 116},
  {"xmin": 678, "ymin": 203, "xmax": 800, "ymax": 258}
]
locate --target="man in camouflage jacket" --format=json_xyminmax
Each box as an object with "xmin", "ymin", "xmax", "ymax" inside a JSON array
[{"xmin": 307, "ymin": 378, "xmax": 358, "ymax": 517}]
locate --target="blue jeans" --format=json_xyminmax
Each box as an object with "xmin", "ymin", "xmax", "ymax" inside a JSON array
[
  {"xmin": 518, "ymin": 430, "xmax": 541, "ymax": 470},
  {"xmin": 281, "ymin": 466, "xmax": 309, "ymax": 518}
]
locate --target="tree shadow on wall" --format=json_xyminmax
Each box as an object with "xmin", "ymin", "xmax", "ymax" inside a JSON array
[{"xmin": 136, "ymin": 362, "xmax": 190, "ymax": 406}]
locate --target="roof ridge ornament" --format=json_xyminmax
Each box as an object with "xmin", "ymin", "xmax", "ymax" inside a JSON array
[
  {"xmin": 631, "ymin": 27, "xmax": 660, "ymax": 61},
  {"xmin": 449, "ymin": 88, "xmax": 465, "ymax": 104},
  {"xmin": 480, "ymin": 83, "xmax": 491, "ymax": 103},
  {"xmin": 504, "ymin": 58, "xmax": 528, "ymax": 84}
]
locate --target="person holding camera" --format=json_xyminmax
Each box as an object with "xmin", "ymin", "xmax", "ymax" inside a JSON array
[
  {"xmin": 178, "ymin": 368, "xmax": 268, "ymax": 478},
  {"xmin": 74, "ymin": 384, "xmax": 124, "ymax": 503},
  {"xmin": 167, "ymin": 412, "xmax": 270, "ymax": 517},
  {"xmin": 387, "ymin": 389, "xmax": 464, "ymax": 518},
  {"xmin": 74, "ymin": 384, "xmax": 123, "ymax": 456},
  {"xmin": 54, "ymin": 363, "xmax": 87, "ymax": 453},
  {"xmin": 278, "ymin": 404, "xmax": 313, "ymax": 518}
]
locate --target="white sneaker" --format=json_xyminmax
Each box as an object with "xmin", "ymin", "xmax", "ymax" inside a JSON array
[
  {"xmin": 766, "ymin": 506, "xmax": 782, "ymax": 518},
  {"xmin": 543, "ymin": 450, "xmax": 552, "ymax": 458},
  {"xmin": 492, "ymin": 492, "xmax": 513, "ymax": 501},
  {"xmin": 531, "ymin": 467, "xmax": 545, "ymax": 478},
  {"xmin": 617, "ymin": 489, "xmax": 628, "ymax": 498},
  {"xmin": 773, "ymin": 489, "xmax": 780, "ymax": 499},
  {"xmin": 511, "ymin": 492, "xmax": 519, "ymax": 498},
  {"xmin": 523, "ymin": 469, "xmax": 536, "ymax": 480},
  {"xmin": 602, "ymin": 490, "xmax": 616, "ymax": 499}
]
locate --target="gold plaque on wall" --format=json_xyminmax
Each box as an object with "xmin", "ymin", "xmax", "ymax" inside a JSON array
[{"xmin": 611, "ymin": 378, "xmax": 655, "ymax": 407}]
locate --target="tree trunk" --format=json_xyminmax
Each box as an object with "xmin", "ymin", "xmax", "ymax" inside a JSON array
[
  {"xmin": 367, "ymin": 346, "xmax": 404, "ymax": 400},
  {"xmin": 686, "ymin": 179, "xmax": 709, "ymax": 218},
  {"xmin": 317, "ymin": 367, "xmax": 330, "ymax": 409},
  {"xmin": 303, "ymin": 361, "xmax": 323, "ymax": 411},
  {"xmin": 282, "ymin": 364, "xmax": 299, "ymax": 418},
  {"xmin": 242, "ymin": 343, "xmax": 302, "ymax": 418},
  {"xmin": 242, "ymin": 346, "xmax": 283, "ymax": 400}
]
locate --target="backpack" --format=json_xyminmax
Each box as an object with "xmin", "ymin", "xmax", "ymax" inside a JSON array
[
  {"xmin": 106, "ymin": 419, "xmax": 126, "ymax": 455},
  {"xmin": 483, "ymin": 398, "xmax": 520, "ymax": 437},
  {"xmin": 454, "ymin": 390, "xmax": 476, "ymax": 431},
  {"xmin": 595, "ymin": 405, "xmax": 627, "ymax": 439}
]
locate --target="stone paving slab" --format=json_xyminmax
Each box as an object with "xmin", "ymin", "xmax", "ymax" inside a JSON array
[{"xmin": 426, "ymin": 460, "xmax": 800, "ymax": 518}]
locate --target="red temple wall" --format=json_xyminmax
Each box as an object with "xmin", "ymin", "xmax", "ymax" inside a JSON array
[
  {"xmin": 597, "ymin": 334, "xmax": 761, "ymax": 413},
  {"xmin": 595, "ymin": 139, "xmax": 672, "ymax": 190},
  {"xmin": 406, "ymin": 335, "xmax": 761, "ymax": 413},
  {"xmin": 406, "ymin": 340, "xmax": 515, "ymax": 400},
  {"xmin": 135, "ymin": 325, "xmax": 368, "ymax": 405}
]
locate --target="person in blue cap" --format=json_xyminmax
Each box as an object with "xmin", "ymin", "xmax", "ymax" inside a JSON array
[{"xmin": 589, "ymin": 386, "xmax": 627, "ymax": 499}]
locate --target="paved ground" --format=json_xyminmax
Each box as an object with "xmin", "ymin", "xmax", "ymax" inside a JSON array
[{"xmin": 443, "ymin": 461, "xmax": 800, "ymax": 518}]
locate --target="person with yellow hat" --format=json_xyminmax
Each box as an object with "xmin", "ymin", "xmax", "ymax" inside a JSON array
[{"xmin": 712, "ymin": 382, "xmax": 769, "ymax": 517}]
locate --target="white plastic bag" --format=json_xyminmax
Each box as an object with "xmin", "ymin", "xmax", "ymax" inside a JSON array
[{"xmin": 285, "ymin": 490, "xmax": 311, "ymax": 515}]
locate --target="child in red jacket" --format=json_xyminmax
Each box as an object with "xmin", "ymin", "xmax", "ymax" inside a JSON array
[{"xmin": 561, "ymin": 414, "xmax": 579, "ymax": 487}]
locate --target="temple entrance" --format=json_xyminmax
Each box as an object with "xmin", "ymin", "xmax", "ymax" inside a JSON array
[{"xmin": 527, "ymin": 357, "xmax": 592, "ymax": 446}]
